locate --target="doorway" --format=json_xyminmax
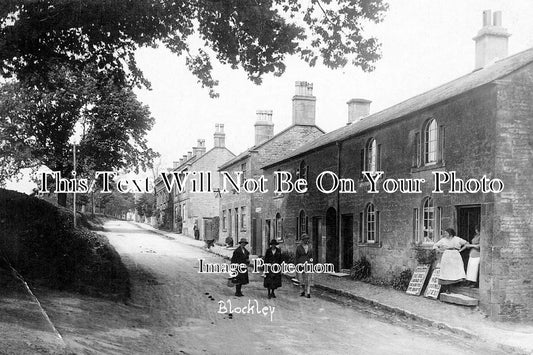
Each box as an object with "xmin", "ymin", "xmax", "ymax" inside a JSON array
[
  {"xmin": 326, "ymin": 207, "xmax": 338, "ymax": 271},
  {"xmin": 252, "ymin": 218, "xmax": 261, "ymax": 255},
  {"xmin": 341, "ymin": 214, "xmax": 354, "ymax": 269},
  {"xmin": 312, "ymin": 217, "xmax": 322, "ymax": 263},
  {"xmin": 457, "ymin": 205, "xmax": 481, "ymax": 269}
]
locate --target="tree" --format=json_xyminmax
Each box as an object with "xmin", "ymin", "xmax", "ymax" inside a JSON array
[
  {"xmin": 135, "ymin": 193, "xmax": 155, "ymax": 218},
  {"xmin": 0, "ymin": 0, "xmax": 388, "ymax": 97},
  {"xmin": 101, "ymin": 190, "xmax": 135, "ymax": 218},
  {"xmin": 0, "ymin": 64, "xmax": 158, "ymax": 206}
]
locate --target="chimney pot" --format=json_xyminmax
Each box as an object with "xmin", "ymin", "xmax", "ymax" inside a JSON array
[
  {"xmin": 254, "ymin": 110, "xmax": 274, "ymax": 145},
  {"xmin": 193, "ymin": 138, "xmax": 207, "ymax": 157},
  {"xmin": 473, "ymin": 10, "xmax": 510, "ymax": 70},
  {"xmin": 214, "ymin": 123, "xmax": 226, "ymax": 148},
  {"xmin": 482, "ymin": 10, "xmax": 492, "ymax": 27},
  {"xmin": 493, "ymin": 11, "xmax": 502, "ymax": 26},
  {"xmin": 292, "ymin": 81, "xmax": 316, "ymax": 126},
  {"xmin": 173, "ymin": 161, "xmax": 179, "ymax": 169}
]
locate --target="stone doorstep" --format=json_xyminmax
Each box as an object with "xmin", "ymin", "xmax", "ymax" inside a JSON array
[
  {"xmin": 328, "ymin": 272, "xmax": 350, "ymax": 278},
  {"xmin": 439, "ymin": 292, "xmax": 479, "ymax": 307}
]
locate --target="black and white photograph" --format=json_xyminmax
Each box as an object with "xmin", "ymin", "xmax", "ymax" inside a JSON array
[{"xmin": 1, "ymin": 1, "xmax": 532, "ymax": 354}]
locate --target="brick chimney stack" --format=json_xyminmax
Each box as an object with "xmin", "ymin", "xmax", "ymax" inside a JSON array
[
  {"xmin": 192, "ymin": 139, "xmax": 206, "ymax": 157},
  {"xmin": 347, "ymin": 98, "xmax": 371, "ymax": 124},
  {"xmin": 254, "ymin": 110, "xmax": 274, "ymax": 145},
  {"xmin": 292, "ymin": 81, "xmax": 316, "ymax": 125},
  {"xmin": 214, "ymin": 123, "xmax": 225, "ymax": 148},
  {"xmin": 473, "ymin": 10, "xmax": 510, "ymax": 70}
]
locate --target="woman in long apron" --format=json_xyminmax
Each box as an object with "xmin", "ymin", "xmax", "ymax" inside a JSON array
[{"xmin": 433, "ymin": 228, "xmax": 467, "ymax": 293}]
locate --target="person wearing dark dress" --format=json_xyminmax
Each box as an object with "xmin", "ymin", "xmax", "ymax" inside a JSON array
[
  {"xmin": 193, "ymin": 224, "xmax": 200, "ymax": 240},
  {"xmin": 263, "ymin": 239, "xmax": 283, "ymax": 299},
  {"xmin": 231, "ymin": 238, "xmax": 250, "ymax": 297}
]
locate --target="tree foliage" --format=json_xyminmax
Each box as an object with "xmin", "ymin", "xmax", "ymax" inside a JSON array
[
  {"xmin": 0, "ymin": 64, "xmax": 158, "ymax": 205},
  {"xmin": 0, "ymin": 0, "xmax": 388, "ymax": 96}
]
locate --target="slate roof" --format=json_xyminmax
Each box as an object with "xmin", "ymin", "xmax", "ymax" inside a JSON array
[
  {"xmin": 263, "ymin": 48, "xmax": 533, "ymax": 169},
  {"xmin": 218, "ymin": 124, "xmax": 325, "ymax": 170}
]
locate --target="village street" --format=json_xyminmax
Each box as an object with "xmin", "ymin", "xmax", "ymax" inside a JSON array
[{"xmin": 34, "ymin": 220, "xmax": 505, "ymax": 355}]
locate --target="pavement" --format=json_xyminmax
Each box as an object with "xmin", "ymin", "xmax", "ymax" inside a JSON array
[{"xmin": 133, "ymin": 221, "xmax": 533, "ymax": 355}]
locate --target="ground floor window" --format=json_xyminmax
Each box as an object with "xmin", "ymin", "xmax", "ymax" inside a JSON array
[
  {"xmin": 359, "ymin": 203, "xmax": 379, "ymax": 244},
  {"xmin": 275, "ymin": 213, "xmax": 283, "ymax": 242},
  {"xmin": 240, "ymin": 206, "xmax": 246, "ymax": 231},
  {"xmin": 297, "ymin": 210, "xmax": 308, "ymax": 240},
  {"xmin": 414, "ymin": 197, "xmax": 441, "ymax": 245},
  {"xmin": 222, "ymin": 210, "xmax": 227, "ymax": 230}
]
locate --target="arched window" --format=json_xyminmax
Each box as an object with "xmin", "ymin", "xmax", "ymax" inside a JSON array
[
  {"xmin": 424, "ymin": 119, "xmax": 438, "ymax": 164},
  {"xmin": 361, "ymin": 138, "xmax": 380, "ymax": 174},
  {"xmin": 299, "ymin": 160, "xmax": 308, "ymax": 181},
  {"xmin": 422, "ymin": 197, "xmax": 434, "ymax": 243},
  {"xmin": 297, "ymin": 210, "xmax": 308, "ymax": 240}
]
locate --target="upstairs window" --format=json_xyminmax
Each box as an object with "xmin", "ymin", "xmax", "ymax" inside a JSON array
[
  {"xmin": 298, "ymin": 160, "xmax": 308, "ymax": 181},
  {"xmin": 366, "ymin": 138, "xmax": 377, "ymax": 172},
  {"xmin": 240, "ymin": 162, "xmax": 247, "ymax": 187},
  {"xmin": 361, "ymin": 138, "xmax": 381, "ymax": 175},
  {"xmin": 425, "ymin": 119, "xmax": 437, "ymax": 164}
]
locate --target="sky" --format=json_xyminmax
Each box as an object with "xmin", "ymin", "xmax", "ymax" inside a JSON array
[
  {"xmin": 134, "ymin": 0, "xmax": 533, "ymax": 171},
  {"xmin": 6, "ymin": 0, "xmax": 533, "ymax": 193}
]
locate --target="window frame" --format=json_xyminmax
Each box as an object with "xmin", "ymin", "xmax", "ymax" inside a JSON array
[
  {"xmin": 424, "ymin": 119, "xmax": 438, "ymax": 165},
  {"xmin": 240, "ymin": 206, "xmax": 246, "ymax": 231},
  {"xmin": 421, "ymin": 197, "xmax": 435, "ymax": 244},
  {"xmin": 359, "ymin": 202, "xmax": 380, "ymax": 245},
  {"xmin": 275, "ymin": 213, "xmax": 283, "ymax": 242},
  {"xmin": 222, "ymin": 210, "xmax": 227, "ymax": 231}
]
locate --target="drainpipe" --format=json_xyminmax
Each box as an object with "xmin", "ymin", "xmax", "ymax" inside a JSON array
[{"xmin": 336, "ymin": 141, "xmax": 342, "ymax": 272}]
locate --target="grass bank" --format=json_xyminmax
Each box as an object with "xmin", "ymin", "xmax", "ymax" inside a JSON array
[{"xmin": 0, "ymin": 188, "xmax": 130, "ymax": 301}]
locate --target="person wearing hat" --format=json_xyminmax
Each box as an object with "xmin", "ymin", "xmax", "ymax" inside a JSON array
[
  {"xmin": 230, "ymin": 238, "xmax": 250, "ymax": 297},
  {"xmin": 295, "ymin": 233, "xmax": 314, "ymax": 298},
  {"xmin": 263, "ymin": 239, "xmax": 283, "ymax": 299}
]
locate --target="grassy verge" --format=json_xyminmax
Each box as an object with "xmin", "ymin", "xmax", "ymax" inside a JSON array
[{"xmin": 0, "ymin": 188, "xmax": 130, "ymax": 301}]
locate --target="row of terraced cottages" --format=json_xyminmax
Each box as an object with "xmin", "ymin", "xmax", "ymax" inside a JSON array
[{"xmin": 255, "ymin": 17, "xmax": 533, "ymax": 321}]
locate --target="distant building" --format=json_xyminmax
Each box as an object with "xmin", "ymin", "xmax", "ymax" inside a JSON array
[
  {"xmin": 218, "ymin": 82, "xmax": 325, "ymax": 255},
  {"xmin": 260, "ymin": 11, "xmax": 533, "ymax": 321},
  {"xmin": 173, "ymin": 125, "xmax": 235, "ymax": 240}
]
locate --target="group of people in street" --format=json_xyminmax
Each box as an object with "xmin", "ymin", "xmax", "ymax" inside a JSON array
[
  {"xmin": 228, "ymin": 225, "xmax": 482, "ymax": 298},
  {"xmin": 433, "ymin": 227, "xmax": 481, "ymax": 293},
  {"xmin": 229, "ymin": 234, "xmax": 314, "ymax": 298}
]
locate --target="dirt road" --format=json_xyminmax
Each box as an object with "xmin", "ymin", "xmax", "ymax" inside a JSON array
[{"xmin": 34, "ymin": 220, "xmax": 504, "ymax": 354}]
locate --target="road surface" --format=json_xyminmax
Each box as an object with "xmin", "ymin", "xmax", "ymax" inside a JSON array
[{"xmin": 35, "ymin": 220, "xmax": 503, "ymax": 355}]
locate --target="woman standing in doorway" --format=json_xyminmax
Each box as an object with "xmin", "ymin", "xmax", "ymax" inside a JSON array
[
  {"xmin": 464, "ymin": 226, "xmax": 481, "ymax": 287},
  {"xmin": 432, "ymin": 228, "xmax": 467, "ymax": 293}
]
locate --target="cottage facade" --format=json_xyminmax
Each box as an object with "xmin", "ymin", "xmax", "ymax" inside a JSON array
[
  {"xmin": 172, "ymin": 125, "xmax": 235, "ymax": 239},
  {"xmin": 218, "ymin": 82, "xmax": 325, "ymax": 255},
  {"xmin": 260, "ymin": 13, "xmax": 533, "ymax": 321}
]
